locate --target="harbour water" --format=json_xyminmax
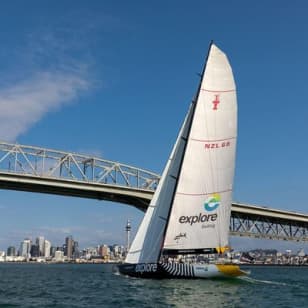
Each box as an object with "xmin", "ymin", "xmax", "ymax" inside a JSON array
[{"xmin": 0, "ymin": 263, "xmax": 307, "ymax": 307}]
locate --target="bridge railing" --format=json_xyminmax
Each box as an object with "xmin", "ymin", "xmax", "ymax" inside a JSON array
[{"xmin": 0, "ymin": 142, "xmax": 160, "ymax": 191}]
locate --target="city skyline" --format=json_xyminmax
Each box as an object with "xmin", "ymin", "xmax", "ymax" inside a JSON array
[
  {"xmin": 0, "ymin": 219, "xmax": 133, "ymax": 253},
  {"xmin": 0, "ymin": 1, "xmax": 307, "ymax": 252},
  {"xmin": 1, "ymin": 232, "xmax": 306, "ymax": 260},
  {"xmin": 1, "ymin": 232, "xmax": 128, "ymax": 263}
]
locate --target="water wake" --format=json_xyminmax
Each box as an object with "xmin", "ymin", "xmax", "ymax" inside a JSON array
[{"xmin": 239, "ymin": 275, "xmax": 287, "ymax": 286}]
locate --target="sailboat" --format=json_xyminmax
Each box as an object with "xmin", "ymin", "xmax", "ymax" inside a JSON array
[{"xmin": 118, "ymin": 42, "xmax": 246, "ymax": 278}]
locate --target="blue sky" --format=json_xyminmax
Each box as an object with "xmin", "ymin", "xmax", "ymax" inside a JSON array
[{"xmin": 0, "ymin": 1, "xmax": 307, "ymax": 253}]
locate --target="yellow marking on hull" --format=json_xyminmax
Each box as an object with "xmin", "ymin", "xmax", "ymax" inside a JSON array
[
  {"xmin": 216, "ymin": 246, "xmax": 230, "ymax": 254},
  {"xmin": 216, "ymin": 264, "xmax": 247, "ymax": 277}
]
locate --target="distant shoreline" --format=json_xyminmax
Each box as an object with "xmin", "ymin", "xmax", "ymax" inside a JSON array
[
  {"xmin": 0, "ymin": 261, "xmax": 122, "ymax": 265},
  {"xmin": 0, "ymin": 262, "xmax": 307, "ymax": 267}
]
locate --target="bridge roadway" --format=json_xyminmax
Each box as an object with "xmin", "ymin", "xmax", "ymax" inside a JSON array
[{"xmin": 0, "ymin": 142, "xmax": 307, "ymax": 242}]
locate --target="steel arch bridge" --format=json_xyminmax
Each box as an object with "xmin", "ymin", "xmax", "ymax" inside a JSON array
[
  {"xmin": 0, "ymin": 142, "xmax": 307, "ymax": 242},
  {"xmin": 0, "ymin": 142, "xmax": 160, "ymax": 209}
]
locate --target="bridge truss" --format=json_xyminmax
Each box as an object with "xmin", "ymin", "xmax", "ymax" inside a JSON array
[
  {"xmin": 230, "ymin": 203, "xmax": 308, "ymax": 242},
  {"xmin": 0, "ymin": 142, "xmax": 160, "ymax": 208},
  {"xmin": 0, "ymin": 142, "xmax": 307, "ymax": 242}
]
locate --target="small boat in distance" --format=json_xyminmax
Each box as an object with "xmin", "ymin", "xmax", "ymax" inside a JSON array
[{"xmin": 118, "ymin": 42, "xmax": 247, "ymax": 278}]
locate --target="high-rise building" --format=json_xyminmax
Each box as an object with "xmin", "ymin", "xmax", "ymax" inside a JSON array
[
  {"xmin": 7, "ymin": 246, "xmax": 16, "ymax": 257},
  {"xmin": 50, "ymin": 246, "xmax": 57, "ymax": 257},
  {"xmin": 36, "ymin": 236, "xmax": 45, "ymax": 257},
  {"xmin": 72, "ymin": 240, "xmax": 79, "ymax": 259},
  {"xmin": 44, "ymin": 240, "xmax": 51, "ymax": 258},
  {"xmin": 65, "ymin": 236, "xmax": 74, "ymax": 259},
  {"xmin": 19, "ymin": 239, "xmax": 31, "ymax": 258},
  {"xmin": 99, "ymin": 245, "xmax": 110, "ymax": 258},
  {"xmin": 30, "ymin": 244, "xmax": 39, "ymax": 258}
]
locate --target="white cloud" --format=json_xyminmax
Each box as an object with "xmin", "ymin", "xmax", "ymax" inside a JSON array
[{"xmin": 0, "ymin": 70, "xmax": 89, "ymax": 142}]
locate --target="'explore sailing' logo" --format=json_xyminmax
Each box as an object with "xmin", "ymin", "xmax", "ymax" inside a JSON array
[
  {"xmin": 178, "ymin": 194, "xmax": 220, "ymax": 226},
  {"xmin": 204, "ymin": 194, "xmax": 220, "ymax": 212}
]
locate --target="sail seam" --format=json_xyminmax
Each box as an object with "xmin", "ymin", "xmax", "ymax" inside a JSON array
[
  {"xmin": 127, "ymin": 249, "xmax": 142, "ymax": 254},
  {"xmin": 191, "ymin": 137, "xmax": 236, "ymax": 142},
  {"xmin": 176, "ymin": 189, "xmax": 232, "ymax": 196},
  {"xmin": 201, "ymin": 88, "xmax": 235, "ymax": 93}
]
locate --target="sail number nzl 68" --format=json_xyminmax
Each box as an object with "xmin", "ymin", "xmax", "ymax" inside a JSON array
[{"xmin": 179, "ymin": 213, "xmax": 217, "ymax": 225}]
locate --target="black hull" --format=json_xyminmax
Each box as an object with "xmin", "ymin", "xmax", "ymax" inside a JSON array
[
  {"xmin": 118, "ymin": 262, "xmax": 246, "ymax": 279},
  {"xmin": 118, "ymin": 262, "xmax": 200, "ymax": 279}
]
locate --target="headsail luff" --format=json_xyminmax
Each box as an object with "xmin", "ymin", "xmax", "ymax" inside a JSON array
[{"xmin": 125, "ymin": 102, "xmax": 195, "ymax": 264}]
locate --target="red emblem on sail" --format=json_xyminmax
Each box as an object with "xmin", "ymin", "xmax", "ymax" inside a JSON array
[{"xmin": 212, "ymin": 94, "xmax": 220, "ymax": 110}]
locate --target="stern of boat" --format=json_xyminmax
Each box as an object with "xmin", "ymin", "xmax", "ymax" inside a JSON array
[{"xmin": 215, "ymin": 264, "xmax": 248, "ymax": 277}]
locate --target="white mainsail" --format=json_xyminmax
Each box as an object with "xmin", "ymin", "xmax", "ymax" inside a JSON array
[
  {"xmin": 125, "ymin": 43, "xmax": 237, "ymax": 264},
  {"xmin": 163, "ymin": 44, "xmax": 237, "ymax": 252}
]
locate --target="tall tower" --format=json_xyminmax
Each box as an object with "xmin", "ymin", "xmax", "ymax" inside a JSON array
[
  {"xmin": 65, "ymin": 236, "xmax": 74, "ymax": 259},
  {"xmin": 125, "ymin": 219, "xmax": 131, "ymax": 253},
  {"xmin": 36, "ymin": 236, "xmax": 45, "ymax": 256},
  {"xmin": 20, "ymin": 239, "xmax": 31, "ymax": 258},
  {"xmin": 44, "ymin": 240, "xmax": 51, "ymax": 258}
]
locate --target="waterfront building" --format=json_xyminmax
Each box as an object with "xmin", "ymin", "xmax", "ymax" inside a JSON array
[
  {"xmin": 36, "ymin": 236, "xmax": 45, "ymax": 257},
  {"xmin": 30, "ymin": 244, "xmax": 39, "ymax": 258},
  {"xmin": 73, "ymin": 240, "xmax": 79, "ymax": 259},
  {"xmin": 50, "ymin": 246, "xmax": 57, "ymax": 257},
  {"xmin": 0, "ymin": 251, "xmax": 5, "ymax": 262},
  {"xmin": 7, "ymin": 246, "xmax": 16, "ymax": 257},
  {"xmin": 54, "ymin": 250, "xmax": 64, "ymax": 262},
  {"xmin": 112, "ymin": 245, "xmax": 120, "ymax": 258},
  {"xmin": 44, "ymin": 240, "xmax": 51, "ymax": 258},
  {"xmin": 99, "ymin": 245, "xmax": 110, "ymax": 259},
  {"xmin": 19, "ymin": 239, "xmax": 31, "ymax": 258},
  {"xmin": 65, "ymin": 236, "xmax": 74, "ymax": 259},
  {"xmin": 83, "ymin": 247, "xmax": 98, "ymax": 259}
]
